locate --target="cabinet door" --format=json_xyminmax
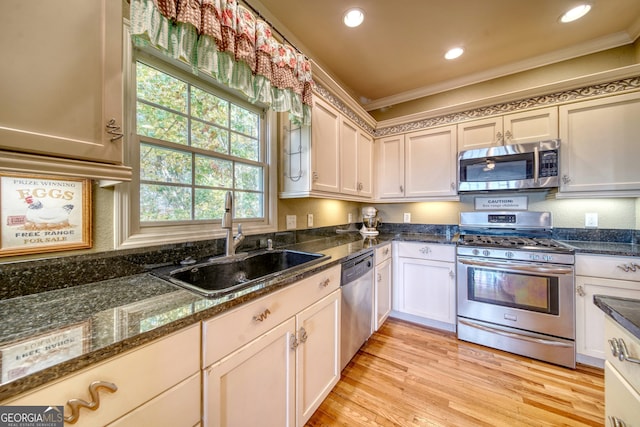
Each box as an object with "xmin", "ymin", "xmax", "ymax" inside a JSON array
[
  {"xmin": 204, "ymin": 318, "xmax": 296, "ymax": 427},
  {"xmin": 375, "ymin": 135, "xmax": 405, "ymax": 199},
  {"xmin": 457, "ymin": 117, "xmax": 503, "ymax": 151},
  {"xmin": 395, "ymin": 257, "xmax": 456, "ymax": 325},
  {"xmin": 356, "ymin": 130, "xmax": 374, "ymax": 198},
  {"xmin": 0, "ymin": 0, "xmax": 123, "ymax": 164},
  {"xmin": 340, "ymin": 118, "xmax": 359, "ymax": 195},
  {"xmin": 503, "ymin": 107, "xmax": 558, "ymax": 144},
  {"xmin": 311, "ymin": 99, "xmax": 340, "ymax": 193},
  {"xmin": 405, "ymin": 125, "xmax": 457, "ymax": 198},
  {"xmin": 375, "ymin": 257, "xmax": 392, "ymax": 331},
  {"xmin": 559, "ymin": 92, "xmax": 640, "ymax": 193},
  {"xmin": 605, "ymin": 362, "xmax": 640, "ymax": 427},
  {"xmin": 575, "ymin": 275, "xmax": 640, "ymax": 361},
  {"xmin": 296, "ymin": 291, "xmax": 340, "ymax": 427}
]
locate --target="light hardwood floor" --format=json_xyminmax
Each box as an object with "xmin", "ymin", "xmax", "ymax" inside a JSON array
[{"xmin": 307, "ymin": 318, "xmax": 604, "ymax": 427}]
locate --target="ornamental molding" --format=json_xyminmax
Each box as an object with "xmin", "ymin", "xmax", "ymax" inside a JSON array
[{"xmin": 315, "ymin": 73, "xmax": 640, "ymax": 139}]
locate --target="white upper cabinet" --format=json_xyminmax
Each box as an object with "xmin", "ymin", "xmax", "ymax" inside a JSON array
[
  {"xmin": 559, "ymin": 91, "xmax": 640, "ymax": 196},
  {"xmin": 340, "ymin": 118, "xmax": 373, "ymax": 198},
  {"xmin": 310, "ymin": 98, "xmax": 341, "ymax": 194},
  {"xmin": 457, "ymin": 107, "xmax": 558, "ymax": 151},
  {"xmin": 280, "ymin": 97, "xmax": 374, "ymax": 200},
  {"xmin": 375, "ymin": 125, "xmax": 457, "ymax": 201},
  {"xmin": 0, "ymin": 0, "xmax": 124, "ymax": 165},
  {"xmin": 375, "ymin": 134, "xmax": 405, "ymax": 199}
]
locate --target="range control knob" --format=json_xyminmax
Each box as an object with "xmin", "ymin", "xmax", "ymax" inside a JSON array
[
  {"xmin": 530, "ymin": 254, "xmax": 540, "ymax": 261},
  {"xmin": 472, "ymin": 249, "xmax": 480, "ymax": 256},
  {"xmin": 505, "ymin": 251, "xmax": 515, "ymax": 259},
  {"xmin": 482, "ymin": 249, "xmax": 491, "ymax": 257}
]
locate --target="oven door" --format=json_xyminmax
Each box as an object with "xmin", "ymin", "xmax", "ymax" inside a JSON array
[{"xmin": 457, "ymin": 256, "xmax": 575, "ymax": 340}]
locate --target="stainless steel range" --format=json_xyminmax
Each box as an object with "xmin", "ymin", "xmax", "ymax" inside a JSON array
[{"xmin": 456, "ymin": 211, "xmax": 576, "ymax": 368}]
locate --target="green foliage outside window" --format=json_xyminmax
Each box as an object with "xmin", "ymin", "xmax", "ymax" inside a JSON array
[{"xmin": 136, "ymin": 61, "xmax": 265, "ymax": 222}]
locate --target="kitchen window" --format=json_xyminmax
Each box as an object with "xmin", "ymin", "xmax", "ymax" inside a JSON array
[{"xmin": 115, "ymin": 51, "xmax": 277, "ymax": 249}]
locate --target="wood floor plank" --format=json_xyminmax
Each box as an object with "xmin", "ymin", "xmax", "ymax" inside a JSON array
[{"xmin": 306, "ymin": 318, "xmax": 604, "ymax": 427}]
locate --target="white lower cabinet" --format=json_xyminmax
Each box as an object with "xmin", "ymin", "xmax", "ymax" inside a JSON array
[
  {"xmin": 374, "ymin": 243, "xmax": 393, "ymax": 331},
  {"xmin": 575, "ymin": 254, "xmax": 640, "ymax": 366},
  {"xmin": 604, "ymin": 316, "xmax": 640, "ymax": 426},
  {"xmin": 392, "ymin": 242, "xmax": 456, "ymax": 331},
  {"xmin": 202, "ymin": 266, "xmax": 341, "ymax": 427},
  {"xmin": 2, "ymin": 325, "xmax": 201, "ymax": 427}
]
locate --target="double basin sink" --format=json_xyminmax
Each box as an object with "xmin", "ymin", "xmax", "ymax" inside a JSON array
[{"xmin": 151, "ymin": 249, "xmax": 330, "ymax": 298}]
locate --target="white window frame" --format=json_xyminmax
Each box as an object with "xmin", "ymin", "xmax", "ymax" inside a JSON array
[{"xmin": 114, "ymin": 25, "xmax": 277, "ymax": 250}]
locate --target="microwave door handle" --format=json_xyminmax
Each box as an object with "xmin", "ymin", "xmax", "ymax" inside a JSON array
[
  {"xmin": 458, "ymin": 258, "xmax": 573, "ymax": 275},
  {"xmin": 533, "ymin": 146, "xmax": 539, "ymax": 184}
]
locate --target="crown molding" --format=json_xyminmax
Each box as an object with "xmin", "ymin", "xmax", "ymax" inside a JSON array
[
  {"xmin": 375, "ymin": 64, "xmax": 640, "ymax": 132},
  {"xmin": 364, "ymin": 32, "xmax": 636, "ymax": 112}
]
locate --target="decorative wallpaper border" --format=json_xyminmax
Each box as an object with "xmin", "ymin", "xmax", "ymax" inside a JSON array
[{"xmin": 316, "ymin": 75, "xmax": 640, "ymax": 138}]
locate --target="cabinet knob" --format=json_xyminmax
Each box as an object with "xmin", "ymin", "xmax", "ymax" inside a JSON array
[
  {"xmin": 504, "ymin": 130, "xmax": 513, "ymax": 142},
  {"xmin": 496, "ymin": 131, "xmax": 504, "ymax": 145},
  {"xmin": 319, "ymin": 278, "xmax": 330, "ymax": 288},
  {"xmin": 562, "ymin": 175, "xmax": 571, "ymax": 184},
  {"xmin": 576, "ymin": 285, "xmax": 585, "ymax": 297},
  {"xmin": 65, "ymin": 381, "xmax": 118, "ymax": 424},
  {"xmin": 105, "ymin": 118, "xmax": 124, "ymax": 141},
  {"xmin": 419, "ymin": 246, "xmax": 431, "ymax": 255},
  {"xmin": 290, "ymin": 334, "xmax": 299, "ymax": 350},
  {"xmin": 312, "ymin": 171, "xmax": 319, "ymax": 181},
  {"xmin": 298, "ymin": 327, "xmax": 308, "ymax": 344},
  {"xmin": 399, "ymin": 185, "xmax": 404, "ymax": 193}
]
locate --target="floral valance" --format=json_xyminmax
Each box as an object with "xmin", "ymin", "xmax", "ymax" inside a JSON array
[{"xmin": 130, "ymin": 0, "xmax": 314, "ymax": 125}]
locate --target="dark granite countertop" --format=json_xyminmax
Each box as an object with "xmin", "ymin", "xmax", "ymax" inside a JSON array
[
  {"xmin": 2, "ymin": 231, "xmax": 455, "ymax": 400},
  {"xmin": 594, "ymin": 295, "xmax": 640, "ymax": 341},
  {"xmin": 561, "ymin": 240, "xmax": 640, "ymax": 258}
]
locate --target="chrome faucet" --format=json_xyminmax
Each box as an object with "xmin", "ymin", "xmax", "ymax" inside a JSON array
[{"xmin": 222, "ymin": 191, "xmax": 245, "ymax": 257}]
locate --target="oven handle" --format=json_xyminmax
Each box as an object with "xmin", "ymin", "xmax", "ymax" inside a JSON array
[
  {"xmin": 457, "ymin": 258, "xmax": 573, "ymax": 275},
  {"xmin": 458, "ymin": 319, "xmax": 574, "ymax": 348}
]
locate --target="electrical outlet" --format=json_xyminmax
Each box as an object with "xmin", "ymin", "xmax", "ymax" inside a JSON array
[
  {"xmin": 585, "ymin": 212, "xmax": 598, "ymax": 228},
  {"xmin": 307, "ymin": 213, "xmax": 314, "ymax": 227},
  {"xmin": 403, "ymin": 212, "xmax": 411, "ymax": 223},
  {"xmin": 348, "ymin": 213, "xmax": 353, "ymax": 223},
  {"xmin": 286, "ymin": 215, "xmax": 297, "ymax": 230}
]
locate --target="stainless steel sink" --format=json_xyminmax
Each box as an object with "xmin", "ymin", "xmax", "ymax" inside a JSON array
[{"xmin": 151, "ymin": 249, "xmax": 330, "ymax": 298}]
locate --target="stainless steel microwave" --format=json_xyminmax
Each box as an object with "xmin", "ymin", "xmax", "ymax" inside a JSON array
[{"xmin": 458, "ymin": 139, "xmax": 560, "ymax": 192}]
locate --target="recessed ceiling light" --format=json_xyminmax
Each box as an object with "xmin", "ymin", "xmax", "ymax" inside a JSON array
[
  {"xmin": 343, "ymin": 8, "xmax": 364, "ymax": 28},
  {"xmin": 445, "ymin": 47, "xmax": 464, "ymax": 60},
  {"xmin": 560, "ymin": 4, "xmax": 592, "ymax": 23}
]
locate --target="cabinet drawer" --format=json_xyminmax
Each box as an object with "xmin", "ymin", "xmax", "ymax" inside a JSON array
[
  {"xmin": 395, "ymin": 242, "xmax": 455, "ymax": 262},
  {"xmin": 4, "ymin": 324, "xmax": 200, "ymax": 426},
  {"xmin": 203, "ymin": 265, "xmax": 340, "ymax": 367},
  {"xmin": 108, "ymin": 373, "xmax": 200, "ymax": 427},
  {"xmin": 576, "ymin": 254, "xmax": 640, "ymax": 282},
  {"xmin": 375, "ymin": 243, "xmax": 392, "ymax": 263},
  {"xmin": 605, "ymin": 316, "xmax": 640, "ymax": 394}
]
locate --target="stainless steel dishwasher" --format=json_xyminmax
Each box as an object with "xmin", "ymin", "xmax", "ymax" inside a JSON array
[{"xmin": 340, "ymin": 249, "xmax": 375, "ymax": 371}]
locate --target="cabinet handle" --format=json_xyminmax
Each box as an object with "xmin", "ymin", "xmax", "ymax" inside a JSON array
[
  {"xmin": 608, "ymin": 416, "xmax": 627, "ymax": 427},
  {"xmin": 253, "ymin": 308, "xmax": 271, "ymax": 322},
  {"xmin": 65, "ymin": 381, "xmax": 118, "ymax": 424},
  {"xmin": 399, "ymin": 185, "xmax": 404, "ymax": 193},
  {"xmin": 562, "ymin": 174, "xmax": 571, "ymax": 184},
  {"xmin": 504, "ymin": 130, "xmax": 513, "ymax": 142},
  {"xmin": 105, "ymin": 118, "xmax": 124, "ymax": 141},
  {"xmin": 496, "ymin": 131, "xmax": 504, "ymax": 145},
  {"xmin": 312, "ymin": 171, "xmax": 319, "ymax": 181},
  {"xmin": 450, "ymin": 182, "xmax": 456, "ymax": 190},
  {"xmin": 608, "ymin": 338, "xmax": 640, "ymax": 364},
  {"xmin": 319, "ymin": 278, "xmax": 330, "ymax": 288},
  {"xmin": 617, "ymin": 263, "xmax": 640, "ymax": 273},
  {"xmin": 298, "ymin": 327, "xmax": 308, "ymax": 344},
  {"xmin": 383, "ymin": 247, "xmax": 390, "ymax": 256},
  {"xmin": 576, "ymin": 285, "xmax": 586, "ymax": 297},
  {"xmin": 290, "ymin": 334, "xmax": 299, "ymax": 350},
  {"xmin": 419, "ymin": 246, "xmax": 431, "ymax": 255},
  {"xmin": 449, "ymin": 270, "xmax": 454, "ymax": 279},
  {"xmin": 377, "ymin": 272, "xmax": 382, "ymax": 282}
]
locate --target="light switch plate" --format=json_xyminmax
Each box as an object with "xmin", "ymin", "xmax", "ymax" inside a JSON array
[
  {"xmin": 286, "ymin": 215, "xmax": 297, "ymax": 230},
  {"xmin": 348, "ymin": 213, "xmax": 353, "ymax": 223},
  {"xmin": 585, "ymin": 212, "xmax": 598, "ymax": 228},
  {"xmin": 403, "ymin": 212, "xmax": 411, "ymax": 223},
  {"xmin": 307, "ymin": 213, "xmax": 314, "ymax": 227}
]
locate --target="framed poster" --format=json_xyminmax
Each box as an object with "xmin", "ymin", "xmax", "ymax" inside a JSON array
[
  {"xmin": 0, "ymin": 173, "xmax": 92, "ymax": 256},
  {"xmin": 0, "ymin": 322, "xmax": 90, "ymax": 383}
]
